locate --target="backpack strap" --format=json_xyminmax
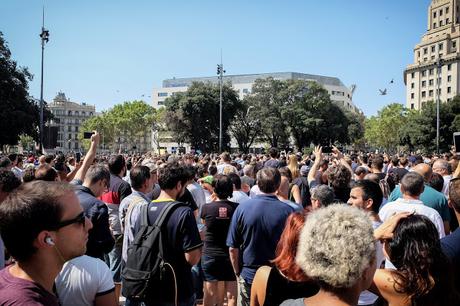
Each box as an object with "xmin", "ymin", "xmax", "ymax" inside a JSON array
[{"xmin": 152, "ymin": 201, "xmax": 184, "ymax": 228}]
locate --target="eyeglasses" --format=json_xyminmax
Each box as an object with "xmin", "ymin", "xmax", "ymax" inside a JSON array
[{"xmin": 52, "ymin": 211, "xmax": 86, "ymax": 230}]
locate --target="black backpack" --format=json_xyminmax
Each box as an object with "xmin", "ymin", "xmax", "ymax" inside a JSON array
[
  {"xmin": 121, "ymin": 201, "xmax": 184, "ymax": 302},
  {"xmin": 291, "ymin": 176, "xmax": 311, "ymax": 208}
]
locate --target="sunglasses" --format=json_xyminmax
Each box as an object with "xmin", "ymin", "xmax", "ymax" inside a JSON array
[{"xmin": 52, "ymin": 211, "xmax": 86, "ymax": 230}]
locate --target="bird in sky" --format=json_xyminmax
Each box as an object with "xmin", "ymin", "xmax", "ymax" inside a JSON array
[
  {"xmin": 389, "ymin": 79, "xmax": 394, "ymax": 84},
  {"xmin": 379, "ymin": 89, "xmax": 387, "ymax": 95}
]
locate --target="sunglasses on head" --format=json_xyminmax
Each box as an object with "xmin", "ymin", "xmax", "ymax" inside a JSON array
[{"xmin": 51, "ymin": 211, "xmax": 86, "ymax": 230}]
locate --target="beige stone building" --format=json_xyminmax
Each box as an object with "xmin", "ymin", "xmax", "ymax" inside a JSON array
[
  {"xmin": 48, "ymin": 92, "xmax": 95, "ymax": 152},
  {"xmin": 405, "ymin": 0, "xmax": 460, "ymax": 110}
]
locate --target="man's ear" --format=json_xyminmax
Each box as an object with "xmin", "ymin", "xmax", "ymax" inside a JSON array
[
  {"xmin": 365, "ymin": 198, "xmax": 374, "ymax": 211},
  {"xmin": 35, "ymin": 231, "xmax": 55, "ymax": 249}
]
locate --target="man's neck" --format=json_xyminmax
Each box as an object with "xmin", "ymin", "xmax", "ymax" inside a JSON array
[
  {"xmin": 10, "ymin": 259, "xmax": 61, "ymax": 293},
  {"xmin": 82, "ymin": 182, "xmax": 98, "ymax": 196},
  {"xmin": 402, "ymin": 194, "xmax": 420, "ymax": 201},
  {"xmin": 157, "ymin": 190, "xmax": 177, "ymax": 201}
]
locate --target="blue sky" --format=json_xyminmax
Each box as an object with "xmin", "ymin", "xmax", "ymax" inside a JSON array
[{"xmin": 1, "ymin": 0, "xmax": 431, "ymax": 116}]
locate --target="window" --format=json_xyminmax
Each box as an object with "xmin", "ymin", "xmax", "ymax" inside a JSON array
[
  {"xmin": 411, "ymin": 93, "xmax": 415, "ymax": 99},
  {"xmin": 448, "ymin": 87, "xmax": 452, "ymax": 93},
  {"xmin": 89, "ymin": 112, "xmax": 93, "ymax": 116},
  {"xmin": 439, "ymin": 43, "xmax": 443, "ymax": 50},
  {"xmin": 440, "ymin": 9, "xmax": 443, "ymax": 16},
  {"xmin": 75, "ymin": 111, "xmax": 79, "ymax": 116},
  {"xmin": 243, "ymin": 88, "xmax": 249, "ymax": 94},
  {"xmin": 158, "ymin": 101, "xmax": 164, "ymax": 106},
  {"xmin": 429, "ymin": 79, "xmax": 434, "ymax": 86},
  {"xmin": 448, "ymin": 64, "xmax": 452, "ymax": 70},
  {"xmin": 68, "ymin": 110, "xmax": 72, "ymax": 116},
  {"xmin": 440, "ymin": 20, "xmax": 443, "ymax": 26},
  {"xmin": 411, "ymin": 72, "xmax": 415, "ymax": 78},
  {"xmin": 422, "ymin": 91, "xmax": 426, "ymax": 98},
  {"xmin": 437, "ymin": 88, "xmax": 442, "ymax": 94},
  {"xmin": 447, "ymin": 18, "xmax": 450, "ymax": 23},
  {"xmin": 431, "ymin": 55, "xmax": 435, "ymax": 60},
  {"xmin": 75, "ymin": 126, "xmax": 78, "ymax": 133},
  {"xmin": 448, "ymin": 75, "xmax": 452, "ymax": 82},
  {"xmin": 434, "ymin": 23, "xmax": 437, "ymax": 28},
  {"xmin": 68, "ymin": 134, "xmax": 72, "ymax": 141},
  {"xmin": 411, "ymin": 83, "xmax": 415, "ymax": 89},
  {"xmin": 437, "ymin": 77, "xmax": 442, "ymax": 84},
  {"xmin": 158, "ymin": 92, "xmax": 168, "ymax": 97},
  {"xmin": 422, "ymin": 70, "xmax": 427, "ymax": 77},
  {"xmin": 447, "ymin": 7, "xmax": 450, "ymax": 14},
  {"xmin": 68, "ymin": 126, "xmax": 72, "ymax": 132},
  {"xmin": 411, "ymin": 103, "xmax": 415, "ymax": 109},
  {"xmin": 434, "ymin": 11, "xmax": 437, "ymax": 18},
  {"xmin": 82, "ymin": 111, "xmax": 86, "ymax": 116},
  {"xmin": 424, "ymin": 48, "xmax": 428, "ymax": 55},
  {"xmin": 432, "ymin": 46, "xmax": 436, "ymax": 52},
  {"xmin": 448, "ymin": 98, "xmax": 452, "ymax": 102},
  {"xmin": 429, "ymin": 68, "xmax": 434, "ymax": 75},
  {"xmin": 422, "ymin": 80, "xmax": 427, "ymax": 87},
  {"xmin": 429, "ymin": 90, "xmax": 434, "ymax": 97}
]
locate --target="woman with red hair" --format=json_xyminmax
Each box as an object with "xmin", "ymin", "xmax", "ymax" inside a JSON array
[{"xmin": 250, "ymin": 212, "xmax": 319, "ymax": 306}]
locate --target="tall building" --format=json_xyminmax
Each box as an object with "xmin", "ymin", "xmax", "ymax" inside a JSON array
[
  {"xmin": 405, "ymin": 0, "xmax": 460, "ymax": 110},
  {"xmin": 152, "ymin": 72, "xmax": 359, "ymax": 113},
  {"xmin": 47, "ymin": 92, "xmax": 96, "ymax": 151}
]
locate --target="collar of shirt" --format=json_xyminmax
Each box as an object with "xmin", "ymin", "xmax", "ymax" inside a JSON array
[
  {"xmin": 131, "ymin": 189, "xmax": 150, "ymax": 202},
  {"xmin": 395, "ymin": 198, "xmax": 424, "ymax": 205}
]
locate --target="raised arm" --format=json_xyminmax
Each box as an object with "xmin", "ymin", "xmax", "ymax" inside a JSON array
[
  {"xmin": 308, "ymin": 146, "xmax": 322, "ymax": 186},
  {"xmin": 74, "ymin": 131, "xmax": 100, "ymax": 182}
]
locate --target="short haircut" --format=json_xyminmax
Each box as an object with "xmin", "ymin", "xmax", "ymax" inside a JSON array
[
  {"xmin": 0, "ymin": 157, "xmax": 11, "ymax": 169},
  {"xmin": 44, "ymin": 154, "xmax": 55, "ymax": 164},
  {"xmin": 257, "ymin": 167, "xmax": 281, "ymax": 193},
  {"xmin": 227, "ymin": 173, "xmax": 241, "ymax": 190},
  {"xmin": 130, "ymin": 166, "xmax": 151, "ymax": 190},
  {"xmin": 85, "ymin": 164, "xmax": 110, "ymax": 186},
  {"xmin": 213, "ymin": 174, "xmax": 234, "ymax": 200},
  {"xmin": 351, "ymin": 180, "xmax": 383, "ymax": 213},
  {"xmin": 0, "ymin": 169, "xmax": 21, "ymax": 193},
  {"xmin": 296, "ymin": 205, "xmax": 375, "ymax": 289},
  {"xmin": 208, "ymin": 165, "xmax": 217, "ymax": 176},
  {"xmin": 158, "ymin": 163, "xmax": 187, "ymax": 190},
  {"xmin": 433, "ymin": 159, "xmax": 449, "ymax": 172},
  {"xmin": 279, "ymin": 167, "xmax": 293, "ymax": 182},
  {"xmin": 399, "ymin": 157, "xmax": 408, "ymax": 166},
  {"xmin": 183, "ymin": 165, "xmax": 197, "ymax": 181},
  {"xmin": 429, "ymin": 173, "xmax": 444, "ymax": 193},
  {"xmin": 449, "ymin": 178, "xmax": 460, "ymax": 213},
  {"xmin": 400, "ymin": 172, "xmax": 425, "ymax": 197},
  {"xmin": 354, "ymin": 166, "xmax": 368, "ymax": 177},
  {"xmin": 243, "ymin": 165, "xmax": 254, "ymax": 177},
  {"xmin": 34, "ymin": 164, "xmax": 58, "ymax": 182},
  {"xmin": 220, "ymin": 152, "xmax": 231, "ymax": 162},
  {"xmin": 391, "ymin": 156, "xmax": 399, "ymax": 167},
  {"xmin": 311, "ymin": 185, "xmax": 335, "ymax": 207},
  {"xmin": 269, "ymin": 147, "xmax": 279, "ymax": 159},
  {"xmin": 371, "ymin": 156, "xmax": 384, "ymax": 170},
  {"xmin": 0, "ymin": 181, "xmax": 74, "ymax": 262},
  {"xmin": 108, "ymin": 155, "xmax": 125, "ymax": 175}
]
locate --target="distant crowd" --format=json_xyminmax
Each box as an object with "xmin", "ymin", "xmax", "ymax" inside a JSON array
[{"xmin": 0, "ymin": 132, "xmax": 458, "ymax": 306}]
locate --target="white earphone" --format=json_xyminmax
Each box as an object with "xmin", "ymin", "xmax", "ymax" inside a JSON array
[{"xmin": 45, "ymin": 236, "xmax": 55, "ymax": 246}]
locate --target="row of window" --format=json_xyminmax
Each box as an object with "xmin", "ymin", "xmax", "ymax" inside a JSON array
[
  {"xmin": 410, "ymin": 64, "xmax": 453, "ymax": 79},
  {"xmin": 433, "ymin": 6, "xmax": 449, "ymax": 18},
  {"xmin": 51, "ymin": 110, "xmax": 93, "ymax": 116},
  {"xmin": 411, "ymin": 75, "xmax": 452, "ymax": 88},
  {"xmin": 410, "ymin": 87, "xmax": 452, "ymax": 99},
  {"xmin": 331, "ymin": 90, "xmax": 345, "ymax": 96}
]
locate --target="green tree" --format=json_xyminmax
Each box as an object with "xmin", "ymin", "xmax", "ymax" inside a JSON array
[
  {"xmin": 164, "ymin": 82, "xmax": 242, "ymax": 152},
  {"xmin": 229, "ymin": 96, "xmax": 262, "ymax": 153},
  {"xmin": 0, "ymin": 31, "xmax": 52, "ymax": 149},
  {"xmin": 364, "ymin": 103, "xmax": 408, "ymax": 152}
]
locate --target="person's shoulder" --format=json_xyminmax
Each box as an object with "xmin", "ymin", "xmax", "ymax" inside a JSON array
[
  {"xmin": 279, "ymin": 298, "xmax": 305, "ymax": 306},
  {"xmin": 441, "ymin": 228, "xmax": 460, "ymax": 258}
]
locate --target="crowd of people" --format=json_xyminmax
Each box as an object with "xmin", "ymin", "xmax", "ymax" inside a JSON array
[{"xmin": 0, "ymin": 131, "xmax": 458, "ymax": 306}]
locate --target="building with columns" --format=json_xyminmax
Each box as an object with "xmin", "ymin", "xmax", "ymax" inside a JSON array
[{"xmin": 405, "ymin": 0, "xmax": 460, "ymax": 110}]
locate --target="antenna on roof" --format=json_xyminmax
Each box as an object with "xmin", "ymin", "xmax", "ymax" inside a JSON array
[{"xmin": 350, "ymin": 84, "xmax": 357, "ymax": 95}]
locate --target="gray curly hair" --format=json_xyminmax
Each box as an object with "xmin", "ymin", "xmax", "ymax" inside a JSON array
[{"xmin": 296, "ymin": 204, "xmax": 376, "ymax": 288}]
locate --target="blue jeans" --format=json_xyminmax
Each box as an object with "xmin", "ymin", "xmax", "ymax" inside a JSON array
[
  {"xmin": 191, "ymin": 261, "xmax": 204, "ymax": 299},
  {"xmin": 105, "ymin": 234, "xmax": 123, "ymax": 283}
]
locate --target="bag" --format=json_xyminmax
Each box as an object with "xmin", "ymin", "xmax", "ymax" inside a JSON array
[{"xmin": 121, "ymin": 201, "xmax": 184, "ymax": 302}]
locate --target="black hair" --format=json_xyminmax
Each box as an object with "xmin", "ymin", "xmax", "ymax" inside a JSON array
[
  {"xmin": 34, "ymin": 164, "xmax": 58, "ymax": 182},
  {"xmin": 209, "ymin": 165, "xmax": 217, "ymax": 176},
  {"xmin": 183, "ymin": 165, "xmax": 197, "ymax": 181},
  {"xmin": 428, "ymin": 173, "xmax": 444, "ymax": 193},
  {"xmin": 130, "ymin": 166, "xmax": 151, "ymax": 190},
  {"xmin": 0, "ymin": 157, "xmax": 11, "ymax": 169},
  {"xmin": 351, "ymin": 180, "xmax": 383, "ymax": 213},
  {"xmin": 213, "ymin": 174, "xmax": 233, "ymax": 200},
  {"xmin": 389, "ymin": 214, "xmax": 459, "ymax": 306},
  {"xmin": 227, "ymin": 173, "xmax": 241, "ymax": 190},
  {"xmin": 0, "ymin": 181, "xmax": 74, "ymax": 262},
  {"xmin": 158, "ymin": 163, "xmax": 187, "ymax": 190},
  {"xmin": 0, "ymin": 169, "xmax": 21, "ymax": 193},
  {"xmin": 7, "ymin": 154, "xmax": 17, "ymax": 163},
  {"xmin": 269, "ymin": 147, "xmax": 279, "ymax": 159},
  {"xmin": 86, "ymin": 164, "xmax": 111, "ymax": 186},
  {"xmin": 108, "ymin": 155, "xmax": 126, "ymax": 175},
  {"xmin": 44, "ymin": 154, "xmax": 55, "ymax": 164}
]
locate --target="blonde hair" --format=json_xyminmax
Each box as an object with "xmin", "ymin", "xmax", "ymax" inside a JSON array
[
  {"xmin": 288, "ymin": 154, "xmax": 300, "ymax": 179},
  {"xmin": 296, "ymin": 204, "xmax": 376, "ymax": 288}
]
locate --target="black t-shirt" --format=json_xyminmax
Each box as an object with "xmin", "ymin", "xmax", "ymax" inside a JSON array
[
  {"xmin": 136, "ymin": 200, "xmax": 202, "ymax": 303},
  {"xmin": 178, "ymin": 188, "xmax": 198, "ymax": 212},
  {"xmin": 389, "ymin": 167, "xmax": 408, "ymax": 180},
  {"xmin": 200, "ymin": 200, "xmax": 238, "ymax": 257}
]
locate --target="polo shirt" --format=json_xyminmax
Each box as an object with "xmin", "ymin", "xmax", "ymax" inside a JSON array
[
  {"xmin": 388, "ymin": 185, "xmax": 450, "ymax": 222},
  {"xmin": 379, "ymin": 198, "xmax": 445, "ymax": 238},
  {"xmin": 226, "ymin": 194, "xmax": 295, "ymax": 284}
]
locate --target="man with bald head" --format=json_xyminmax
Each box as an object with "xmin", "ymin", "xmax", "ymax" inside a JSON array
[
  {"xmin": 433, "ymin": 159, "xmax": 452, "ymax": 196},
  {"xmin": 388, "ymin": 163, "xmax": 450, "ymax": 233}
]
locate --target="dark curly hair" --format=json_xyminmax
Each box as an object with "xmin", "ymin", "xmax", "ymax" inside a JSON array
[
  {"xmin": 389, "ymin": 214, "xmax": 459, "ymax": 306},
  {"xmin": 326, "ymin": 165, "xmax": 351, "ymax": 190}
]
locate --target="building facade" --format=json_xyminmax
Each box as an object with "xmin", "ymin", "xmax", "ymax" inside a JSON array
[
  {"xmin": 405, "ymin": 0, "xmax": 460, "ymax": 110},
  {"xmin": 152, "ymin": 72, "xmax": 359, "ymax": 113},
  {"xmin": 47, "ymin": 92, "xmax": 96, "ymax": 152}
]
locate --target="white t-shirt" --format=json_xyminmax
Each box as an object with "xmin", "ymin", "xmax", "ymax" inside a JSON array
[
  {"xmin": 358, "ymin": 220, "xmax": 384, "ymax": 305},
  {"xmin": 55, "ymin": 255, "xmax": 115, "ymax": 306},
  {"xmin": 379, "ymin": 198, "xmax": 445, "ymax": 239}
]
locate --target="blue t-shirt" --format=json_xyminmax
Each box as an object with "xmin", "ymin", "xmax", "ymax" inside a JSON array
[
  {"xmin": 388, "ymin": 185, "xmax": 450, "ymax": 221},
  {"xmin": 226, "ymin": 194, "xmax": 295, "ymax": 284},
  {"xmin": 441, "ymin": 228, "xmax": 460, "ymax": 288}
]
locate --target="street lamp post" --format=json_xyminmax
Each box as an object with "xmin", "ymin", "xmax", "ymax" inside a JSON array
[
  {"xmin": 436, "ymin": 57, "xmax": 443, "ymax": 154},
  {"xmin": 217, "ymin": 53, "xmax": 225, "ymax": 153},
  {"xmin": 39, "ymin": 7, "xmax": 49, "ymax": 153}
]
